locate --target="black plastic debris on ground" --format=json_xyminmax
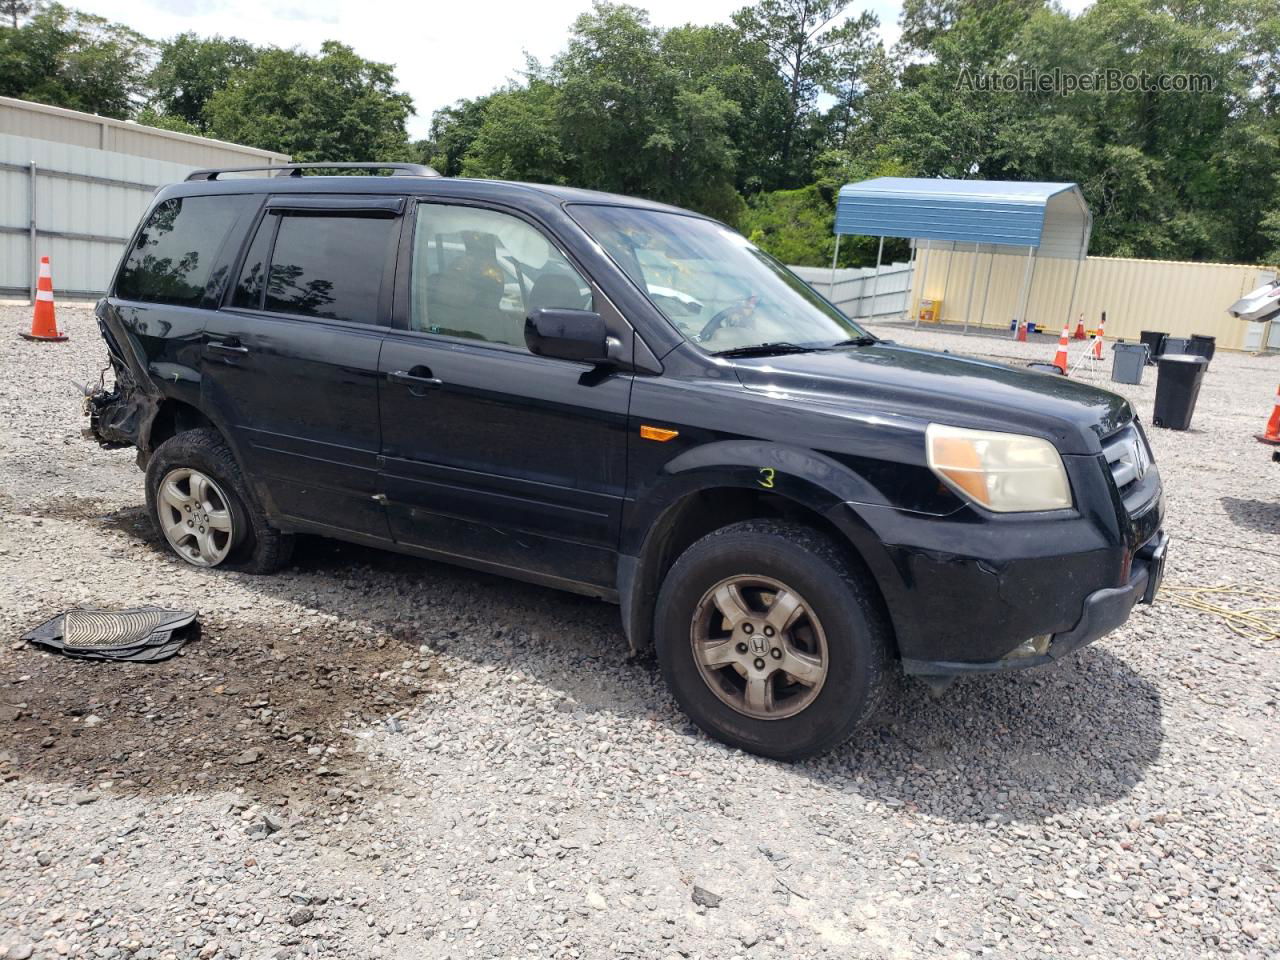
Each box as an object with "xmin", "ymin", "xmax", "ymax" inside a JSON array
[{"xmin": 22, "ymin": 608, "xmax": 199, "ymax": 662}]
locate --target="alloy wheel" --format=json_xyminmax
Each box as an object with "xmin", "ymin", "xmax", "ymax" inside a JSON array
[
  {"xmin": 689, "ymin": 574, "xmax": 829, "ymax": 720},
  {"xmin": 156, "ymin": 467, "xmax": 235, "ymax": 567}
]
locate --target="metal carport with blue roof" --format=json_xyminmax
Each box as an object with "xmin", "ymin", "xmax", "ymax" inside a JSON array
[{"xmin": 833, "ymin": 177, "xmax": 1093, "ymax": 335}]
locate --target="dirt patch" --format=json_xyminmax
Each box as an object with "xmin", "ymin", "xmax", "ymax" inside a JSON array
[
  {"xmin": 23, "ymin": 492, "xmax": 115, "ymax": 522},
  {"xmin": 24, "ymin": 493, "xmax": 152, "ymax": 538},
  {"xmin": 0, "ymin": 615, "xmax": 444, "ymax": 805}
]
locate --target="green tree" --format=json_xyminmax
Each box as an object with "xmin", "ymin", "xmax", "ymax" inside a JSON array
[
  {"xmin": 428, "ymin": 7, "xmax": 760, "ymax": 218},
  {"xmin": 425, "ymin": 96, "xmax": 492, "ymax": 176},
  {"xmin": 148, "ymin": 33, "xmax": 259, "ymax": 131},
  {"xmin": 859, "ymin": 0, "xmax": 1280, "ymax": 263},
  {"xmin": 459, "ymin": 80, "xmax": 564, "ymax": 183},
  {"xmin": 992, "ymin": 0, "xmax": 1276, "ymax": 260},
  {"xmin": 552, "ymin": 4, "xmax": 749, "ymax": 218},
  {"xmin": 551, "ymin": 3, "xmax": 671, "ymax": 193},
  {"xmin": 823, "ymin": 36, "xmax": 887, "ymax": 152},
  {"xmin": 659, "ymin": 22, "xmax": 791, "ymax": 192},
  {"xmin": 204, "ymin": 41, "xmax": 413, "ymax": 161},
  {"xmin": 0, "ymin": 4, "xmax": 152, "ymax": 118},
  {"xmin": 742, "ymin": 150, "xmax": 912, "ymax": 267},
  {"xmin": 739, "ymin": 184, "xmax": 836, "ymax": 264},
  {"xmin": 134, "ymin": 105, "xmax": 201, "ymax": 135},
  {"xmin": 731, "ymin": 0, "xmax": 879, "ymax": 184},
  {"xmin": 2, "ymin": 0, "xmax": 31, "ymax": 30}
]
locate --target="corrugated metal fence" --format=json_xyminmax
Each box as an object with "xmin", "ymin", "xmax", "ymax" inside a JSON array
[
  {"xmin": 790, "ymin": 262, "xmax": 914, "ymax": 319},
  {"xmin": 0, "ymin": 132, "xmax": 196, "ymax": 299}
]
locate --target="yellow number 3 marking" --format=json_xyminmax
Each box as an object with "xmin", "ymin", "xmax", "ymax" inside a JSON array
[{"xmin": 758, "ymin": 467, "xmax": 776, "ymax": 489}]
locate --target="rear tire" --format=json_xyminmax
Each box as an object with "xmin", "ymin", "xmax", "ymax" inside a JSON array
[
  {"xmin": 145, "ymin": 428, "xmax": 293, "ymax": 574},
  {"xmin": 655, "ymin": 519, "xmax": 889, "ymax": 761}
]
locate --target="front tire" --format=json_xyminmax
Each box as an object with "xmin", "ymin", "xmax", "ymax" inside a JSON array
[
  {"xmin": 655, "ymin": 520, "xmax": 890, "ymax": 761},
  {"xmin": 145, "ymin": 428, "xmax": 292, "ymax": 574}
]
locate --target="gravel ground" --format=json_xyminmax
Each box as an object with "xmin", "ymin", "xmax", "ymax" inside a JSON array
[{"xmin": 1, "ymin": 304, "xmax": 1277, "ymax": 960}]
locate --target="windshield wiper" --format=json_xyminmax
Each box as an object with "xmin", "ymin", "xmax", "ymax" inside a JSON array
[
  {"xmin": 712, "ymin": 341, "xmax": 818, "ymax": 358},
  {"xmin": 826, "ymin": 335, "xmax": 879, "ymax": 347}
]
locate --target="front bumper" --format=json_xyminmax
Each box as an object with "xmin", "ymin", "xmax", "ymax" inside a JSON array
[{"xmin": 902, "ymin": 529, "xmax": 1168, "ymax": 677}]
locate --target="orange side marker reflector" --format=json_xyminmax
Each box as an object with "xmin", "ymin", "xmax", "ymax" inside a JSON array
[{"xmin": 640, "ymin": 425, "xmax": 679, "ymax": 442}]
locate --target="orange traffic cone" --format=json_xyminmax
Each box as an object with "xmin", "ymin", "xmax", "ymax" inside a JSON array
[
  {"xmin": 1052, "ymin": 325, "xmax": 1071, "ymax": 374},
  {"xmin": 1072, "ymin": 312, "xmax": 1087, "ymax": 340},
  {"xmin": 1091, "ymin": 311, "xmax": 1106, "ymax": 360},
  {"xmin": 1258, "ymin": 384, "xmax": 1280, "ymax": 447},
  {"xmin": 20, "ymin": 256, "xmax": 67, "ymax": 342},
  {"xmin": 1015, "ymin": 320, "xmax": 1027, "ymax": 342}
]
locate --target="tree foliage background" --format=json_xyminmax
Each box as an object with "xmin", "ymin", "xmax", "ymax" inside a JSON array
[{"xmin": 1, "ymin": 0, "xmax": 1278, "ymax": 265}]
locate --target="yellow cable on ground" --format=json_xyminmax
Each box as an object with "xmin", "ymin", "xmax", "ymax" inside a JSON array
[{"xmin": 1161, "ymin": 584, "xmax": 1280, "ymax": 645}]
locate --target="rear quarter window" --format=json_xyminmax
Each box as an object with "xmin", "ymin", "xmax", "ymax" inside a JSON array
[{"xmin": 116, "ymin": 195, "xmax": 250, "ymax": 306}]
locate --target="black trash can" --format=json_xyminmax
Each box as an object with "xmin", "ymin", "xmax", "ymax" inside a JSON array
[
  {"xmin": 1139, "ymin": 330, "xmax": 1168, "ymax": 365},
  {"xmin": 1152, "ymin": 354, "xmax": 1209, "ymax": 430},
  {"xmin": 1188, "ymin": 334, "xmax": 1216, "ymax": 362}
]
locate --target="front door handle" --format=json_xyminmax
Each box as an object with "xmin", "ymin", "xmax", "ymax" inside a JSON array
[
  {"xmin": 207, "ymin": 339, "xmax": 249, "ymax": 355},
  {"xmin": 387, "ymin": 366, "xmax": 442, "ymax": 396}
]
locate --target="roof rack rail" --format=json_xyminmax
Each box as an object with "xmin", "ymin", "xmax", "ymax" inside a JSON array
[{"xmin": 185, "ymin": 162, "xmax": 441, "ymax": 182}]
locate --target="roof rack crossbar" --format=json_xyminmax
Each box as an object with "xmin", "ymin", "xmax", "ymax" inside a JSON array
[{"xmin": 186, "ymin": 162, "xmax": 441, "ymax": 182}]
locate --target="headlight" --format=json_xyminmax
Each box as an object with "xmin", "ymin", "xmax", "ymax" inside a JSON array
[{"xmin": 926, "ymin": 424, "xmax": 1072, "ymax": 512}]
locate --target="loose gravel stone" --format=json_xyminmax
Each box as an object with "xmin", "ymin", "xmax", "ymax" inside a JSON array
[
  {"xmin": 691, "ymin": 885, "xmax": 723, "ymax": 908},
  {"xmin": 0, "ymin": 305, "xmax": 1276, "ymax": 958}
]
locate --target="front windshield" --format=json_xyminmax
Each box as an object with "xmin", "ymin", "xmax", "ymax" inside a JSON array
[{"xmin": 569, "ymin": 204, "xmax": 870, "ymax": 353}]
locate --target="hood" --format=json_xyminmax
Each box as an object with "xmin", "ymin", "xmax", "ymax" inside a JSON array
[{"xmin": 730, "ymin": 342, "xmax": 1132, "ymax": 455}]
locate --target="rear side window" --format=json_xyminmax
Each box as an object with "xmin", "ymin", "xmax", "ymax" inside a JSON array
[
  {"xmin": 231, "ymin": 213, "xmax": 277, "ymax": 310},
  {"xmin": 247, "ymin": 213, "xmax": 396, "ymax": 325},
  {"xmin": 116, "ymin": 196, "xmax": 248, "ymax": 306}
]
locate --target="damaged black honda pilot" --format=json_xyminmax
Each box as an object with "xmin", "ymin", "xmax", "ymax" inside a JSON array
[{"xmin": 87, "ymin": 162, "xmax": 1167, "ymax": 760}]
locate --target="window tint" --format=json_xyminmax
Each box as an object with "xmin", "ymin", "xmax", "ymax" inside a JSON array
[
  {"xmin": 232, "ymin": 213, "xmax": 278, "ymax": 310},
  {"xmin": 116, "ymin": 196, "xmax": 248, "ymax": 306},
  {"xmin": 411, "ymin": 203, "xmax": 592, "ymax": 346},
  {"xmin": 263, "ymin": 214, "xmax": 396, "ymax": 325}
]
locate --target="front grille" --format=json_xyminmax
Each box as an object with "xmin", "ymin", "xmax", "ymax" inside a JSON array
[{"xmin": 1102, "ymin": 423, "xmax": 1155, "ymax": 506}]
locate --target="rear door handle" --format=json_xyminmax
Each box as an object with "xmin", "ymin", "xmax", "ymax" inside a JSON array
[{"xmin": 387, "ymin": 367, "xmax": 443, "ymax": 395}]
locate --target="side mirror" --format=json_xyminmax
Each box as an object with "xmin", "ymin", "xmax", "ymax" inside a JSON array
[{"xmin": 525, "ymin": 308, "xmax": 615, "ymax": 364}]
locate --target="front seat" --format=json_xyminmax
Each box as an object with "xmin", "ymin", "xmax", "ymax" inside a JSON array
[{"xmin": 426, "ymin": 250, "xmax": 508, "ymax": 343}]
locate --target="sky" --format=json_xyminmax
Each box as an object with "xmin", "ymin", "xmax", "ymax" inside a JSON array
[{"xmin": 79, "ymin": 0, "xmax": 1089, "ymax": 141}]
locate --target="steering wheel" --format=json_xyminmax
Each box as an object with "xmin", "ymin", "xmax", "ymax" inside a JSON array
[{"xmin": 697, "ymin": 294, "xmax": 760, "ymax": 342}]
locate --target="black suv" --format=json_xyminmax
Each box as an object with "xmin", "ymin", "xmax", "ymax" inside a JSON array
[{"xmin": 88, "ymin": 163, "xmax": 1167, "ymax": 760}]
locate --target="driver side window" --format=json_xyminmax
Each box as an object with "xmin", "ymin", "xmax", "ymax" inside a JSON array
[{"xmin": 410, "ymin": 203, "xmax": 593, "ymax": 347}]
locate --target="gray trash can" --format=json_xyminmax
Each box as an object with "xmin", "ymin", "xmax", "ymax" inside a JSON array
[
  {"xmin": 1111, "ymin": 341, "xmax": 1147, "ymax": 384},
  {"xmin": 1163, "ymin": 336, "xmax": 1191, "ymax": 355}
]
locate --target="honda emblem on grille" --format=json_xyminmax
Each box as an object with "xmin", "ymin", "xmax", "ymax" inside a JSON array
[{"xmin": 1122, "ymin": 436, "xmax": 1150, "ymax": 480}]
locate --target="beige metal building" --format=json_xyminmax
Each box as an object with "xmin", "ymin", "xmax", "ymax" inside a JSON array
[
  {"xmin": 1, "ymin": 96, "xmax": 289, "ymax": 300},
  {"xmin": 832, "ymin": 177, "xmax": 1277, "ymax": 353},
  {"xmin": 908, "ymin": 248, "xmax": 1278, "ymax": 352}
]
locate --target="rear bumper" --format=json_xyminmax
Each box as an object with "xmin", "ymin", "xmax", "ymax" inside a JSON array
[{"xmin": 902, "ymin": 529, "xmax": 1167, "ymax": 677}]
